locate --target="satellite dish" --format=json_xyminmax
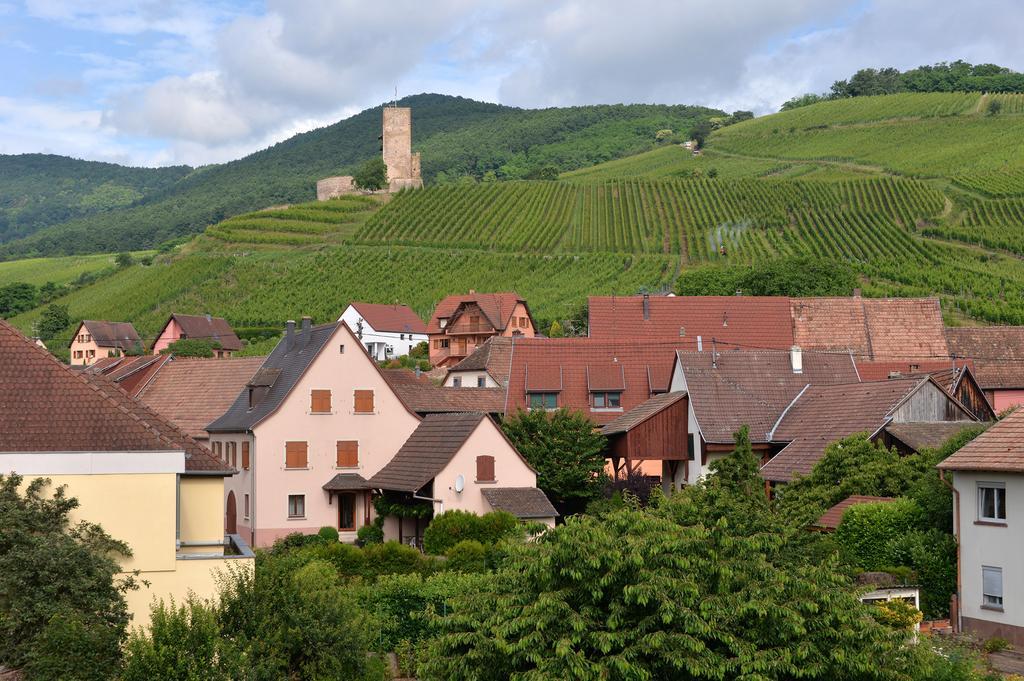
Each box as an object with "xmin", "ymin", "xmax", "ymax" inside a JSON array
[{"xmin": 454, "ymin": 474, "xmax": 465, "ymax": 493}]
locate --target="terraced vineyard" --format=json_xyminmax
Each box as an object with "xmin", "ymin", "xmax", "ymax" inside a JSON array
[
  {"xmin": 0, "ymin": 251, "xmax": 153, "ymax": 287},
  {"xmin": 355, "ymin": 177, "xmax": 945, "ymax": 258},
  {"xmin": 205, "ymin": 195, "xmax": 382, "ymax": 246}
]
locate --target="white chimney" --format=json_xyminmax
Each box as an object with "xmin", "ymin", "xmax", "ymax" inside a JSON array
[
  {"xmin": 697, "ymin": 335, "xmax": 703, "ymax": 352},
  {"xmin": 790, "ymin": 346, "xmax": 803, "ymax": 374}
]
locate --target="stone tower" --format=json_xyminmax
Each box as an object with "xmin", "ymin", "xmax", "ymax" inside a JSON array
[{"xmin": 382, "ymin": 107, "xmax": 423, "ymax": 192}]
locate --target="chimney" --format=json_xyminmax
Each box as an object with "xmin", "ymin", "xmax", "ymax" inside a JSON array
[
  {"xmin": 642, "ymin": 292, "xmax": 650, "ymax": 321},
  {"xmin": 697, "ymin": 335, "xmax": 703, "ymax": 352},
  {"xmin": 790, "ymin": 346, "xmax": 803, "ymax": 374},
  {"xmin": 853, "ymin": 288, "xmax": 862, "ymax": 298},
  {"xmin": 285, "ymin": 320, "xmax": 296, "ymax": 351},
  {"xmin": 300, "ymin": 316, "xmax": 312, "ymax": 349},
  {"xmin": 468, "ymin": 289, "xmax": 476, "ymax": 294}
]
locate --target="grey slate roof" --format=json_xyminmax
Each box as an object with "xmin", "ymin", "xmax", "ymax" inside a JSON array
[
  {"xmin": 369, "ymin": 412, "xmax": 485, "ymax": 492},
  {"xmin": 323, "ymin": 473, "xmax": 371, "ymax": 491},
  {"xmin": 481, "ymin": 487, "xmax": 559, "ymax": 519},
  {"xmin": 206, "ymin": 322, "xmax": 337, "ymax": 432}
]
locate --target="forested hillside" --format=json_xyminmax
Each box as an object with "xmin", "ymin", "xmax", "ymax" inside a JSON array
[
  {"xmin": 0, "ymin": 155, "xmax": 189, "ymax": 243},
  {"xmin": 0, "ymin": 95, "xmax": 721, "ymax": 258}
]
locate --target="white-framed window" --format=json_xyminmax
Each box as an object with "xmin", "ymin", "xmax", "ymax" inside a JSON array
[
  {"xmin": 528, "ymin": 392, "xmax": 557, "ymax": 409},
  {"xmin": 288, "ymin": 494, "xmax": 305, "ymax": 519},
  {"xmin": 452, "ymin": 377, "xmax": 462, "ymax": 387},
  {"xmin": 592, "ymin": 391, "xmax": 622, "ymax": 409},
  {"xmin": 983, "ymin": 566, "xmax": 1003, "ymax": 608},
  {"xmin": 243, "ymin": 493, "xmax": 250, "ymax": 520},
  {"xmin": 978, "ymin": 482, "xmax": 1006, "ymax": 522},
  {"xmin": 477, "ymin": 376, "xmax": 486, "ymax": 387}
]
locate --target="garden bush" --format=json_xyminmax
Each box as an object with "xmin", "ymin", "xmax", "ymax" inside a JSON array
[
  {"xmin": 357, "ymin": 517, "xmax": 385, "ymax": 546},
  {"xmin": 24, "ymin": 611, "xmax": 123, "ymax": 681},
  {"xmin": 318, "ymin": 525, "xmax": 340, "ymax": 543},
  {"xmin": 834, "ymin": 498, "xmax": 926, "ymax": 569},
  {"xmin": 422, "ymin": 510, "xmax": 521, "ymax": 555},
  {"xmin": 445, "ymin": 540, "xmax": 488, "ymax": 573}
]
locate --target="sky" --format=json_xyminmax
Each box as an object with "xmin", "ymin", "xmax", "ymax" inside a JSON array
[{"xmin": 1, "ymin": 0, "xmax": 1022, "ymax": 168}]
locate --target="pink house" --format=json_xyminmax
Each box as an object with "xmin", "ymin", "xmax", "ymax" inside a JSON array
[
  {"xmin": 206, "ymin": 317, "xmax": 555, "ymax": 548},
  {"xmin": 68, "ymin": 320, "xmax": 141, "ymax": 366},
  {"xmin": 427, "ymin": 291, "xmax": 535, "ymax": 367},
  {"xmin": 152, "ymin": 313, "xmax": 242, "ymax": 357}
]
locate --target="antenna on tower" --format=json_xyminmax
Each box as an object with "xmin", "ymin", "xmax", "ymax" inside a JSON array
[{"xmin": 392, "ymin": 86, "xmax": 398, "ymax": 108}]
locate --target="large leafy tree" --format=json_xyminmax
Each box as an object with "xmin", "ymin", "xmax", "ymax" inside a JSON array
[
  {"xmin": 420, "ymin": 429, "xmax": 918, "ymax": 680},
  {"xmin": 36, "ymin": 303, "xmax": 71, "ymax": 342},
  {"xmin": 0, "ymin": 282, "xmax": 37, "ymax": 318},
  {"xmin": 501, "ymin": 408, "xmax": 608, "ymax": 515},
  {"xmin": 0, "ymin": 474, "xmax": 136, "ymax": 672},
  {"xmin": 353, "ymin": 157, "xmax": 388, "ymax": 190}
]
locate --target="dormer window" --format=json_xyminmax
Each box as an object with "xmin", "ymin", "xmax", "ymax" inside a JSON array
[{"xmin": 592, "ymin": 392, "xmax": 621, "ymax": 409}]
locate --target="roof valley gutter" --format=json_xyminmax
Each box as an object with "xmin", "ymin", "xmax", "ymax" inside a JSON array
[{"xmin": 768, "ymin": 383, "xmax": 809, "ymax": 441}]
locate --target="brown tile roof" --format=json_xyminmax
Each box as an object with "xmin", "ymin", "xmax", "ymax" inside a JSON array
[
  {"xmin": 938, "ymin": 407, "xmax": 1024, "ymax": 472},
  {"xmin": 504, "ymin": 338, "xmax": 686, "ymax": 425},
  {"xmin": 946, "ymin": 327, "xmax": 1024, "ymax": 389},
  {"xmin": 369, "ymin": 413, "xmax": 486, "ymax": 491},
  {"xmin": 382, "ymin": 369, "xmax": 507, "ymax": 414},
  {"xmin": 587, "ymin": 295, "xmax": 794, "ymax": 349},
  {"xmin": 481, "ymin": 487, "xmax": 559, "ymax": 519},
  {"xmin": 885, "ymin": 422, "xmax": 984, "ymax": 452},
  {"xmin": 792, "ymin": 297, "xmax": 948, "ymax": 360},
  {"xmin": 322, "ymin": 472, "xmax": 370, "ymax": 491},
  {"xmin": 427, "ymin": 292, "xmax": 526, "ymax": 334},
  {"xmin": 677, "ymin": 349, "xmax": 860, "ymax": 444},
  {"xmin": 73, "ymin": 320, "xmax": 141, "ymax": 349},
  {"xmin": 84, "ymin": 354, "xmax": 168, "ymax": 397},
  {"xmin": 349, "ymin": 302, "xmax": 427, "ymax": 334},
  {"xmin": 815, "ymin": 496, "xmax": 896, "ymax": 530},
  {"xmin": 601, "ymin": 392, "xmax": 688, "ymax": 436},
  {"xmin": 0, "ymin": 320, "xmax": 228, "ymax": 474},
  {"xmin": 855, "ymin": 360, "xmax": 970, "ymax": 383},
  {"xmin": 137, "ymin": 356, "xmax": 267, "ymax": 439},
  {"xmin": 762, "ymin": 379, "xmax": 926, "ymax": 482},
  {"xmin": 448, "ymin": 337, "xmax": 513, "ymax": 386},
  {"xmin": 162, "ymin": 313, "xmax": 241, "ymax": 351}
]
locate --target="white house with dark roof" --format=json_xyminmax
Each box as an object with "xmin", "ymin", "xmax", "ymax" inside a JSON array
[
  {"xmin": 339, "ymin": 302, "xmax": 427, "ymax": 361},
  {"xmin": 206, "ymin": 316, "xmax": 555, "ymax": 548}
]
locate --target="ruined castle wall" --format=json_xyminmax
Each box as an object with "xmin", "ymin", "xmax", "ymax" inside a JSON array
[{"xmin": 382, "ymin": 107, "xmax": 414, "ymax": 181}]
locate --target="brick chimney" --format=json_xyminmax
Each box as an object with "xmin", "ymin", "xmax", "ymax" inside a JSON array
[{"xmin": 285, "ymin": 320, "xmax": 295, "ymax": 351}]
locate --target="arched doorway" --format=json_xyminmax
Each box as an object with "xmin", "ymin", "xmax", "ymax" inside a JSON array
[{"xmin": 226, "ymin": 490, "xmax": 237, "ymax": 534}]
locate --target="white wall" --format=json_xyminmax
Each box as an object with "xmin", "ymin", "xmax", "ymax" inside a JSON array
[
  {"xmin": 668, "ymin": 359, "xmax": 706, "ymax": 487},
  {"xmin": 955, "ymin": 471, "xmax": 1024, "ymax": 630},
  {"xmin": 339, "ymin": 306, "xmax": 427, "ymax": 361},
  {"xmin": 444, "ymin": 370, "xmax": 498, "ymax": 388}
]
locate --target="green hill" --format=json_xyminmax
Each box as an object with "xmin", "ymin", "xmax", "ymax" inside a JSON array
[
  {"xmin": 0, "ymin": 95, "xmax": 722, "ymax": 258},
  {"xmin": 12, "ymin": 91, "xmax": 1024, "ymax": 353}
]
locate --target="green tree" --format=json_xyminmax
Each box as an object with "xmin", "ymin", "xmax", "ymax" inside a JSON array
[
  {"xmin": 677, "ymin": 256, "xmax": 857, "ymax": 297},
  {"xmin": 987, "ymin": 98, "xmax": 1003, "ymax": 116},
  {"xmin": 547, "ymin": 319, "xmax": 565, "ymax": 337},
  {"xmin": 161, "ymin": 338, "xmax": 221, "ymax": 358},
  {"xmin": 115, "ymin": 252, "xmax": 134, "ymax": 268},
  {"xmin": 524, "ymin": 165, "xmax": 559, "ymax": 181},
  {"xmin": 0, "ymin": 282, "xmax": 38, "ymax": 317},
  {"xmin": 354, "ymin": 156, "xmax": 388, "ymax": 190},
  {"xmin": 730, "ymin": 110, "xmax": 754, "ymax": 123},
  {"xmin": 501, "ymin": 408, "xmax": 608, "ymax": 515},
  {"xmin": 690, "ymin": 119, "xmax": 713, "ymax": 148},
  {"xmin": 0, "ymin": 475, "xmax": 136, "ymax": 671},
  {"xmin": 36, "ymin": 304, "xmax": 71, "ymax": 341}
]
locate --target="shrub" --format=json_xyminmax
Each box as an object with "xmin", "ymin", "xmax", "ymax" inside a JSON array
[
  {"xmin": 362, "ymin": 541, "xmax": 434, "ymax": 577},
  {"xmin": 872, "ymin": 599, "xmax": 923, "ymax": 631},
  {"xmin": 422, "ymin": 510, "xmax": 521, "ymax": 555},
  {"xmin": 271, "ymin": 531, "xmax": 323, "ymax": 552},
  {"xmin": 983, "ymin": 637, "xmax": 1010, "ymax": 654},
  {"xmin": 357, "ymin": 517, "xmax": 385, "ymax": 546},
  {"xmin": 318, "ymin": 525, "xmax": 340, "ymax": 543},
  {"xmin": 445, "ymin": 540, "xmax": 488, "ymax": 573},
  {"xmin": 889, "ymin": 529, "xmax": 957, "ymax": 618},
  {"xmin": 834, "ymin": 498, "xmax": 926, "ymax": 569},
  {"xmin": 24, "ymin": 611, "xmax": 123, "ymax": 681}
]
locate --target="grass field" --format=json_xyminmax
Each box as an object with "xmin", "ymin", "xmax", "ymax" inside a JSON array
[
  {"xmin": 11, "ymin": 91, "xmax": 1024, "ymax": 345},
  {"xmin": 0, "ymin": 251, "xmax": 154, "ymax": 287}
]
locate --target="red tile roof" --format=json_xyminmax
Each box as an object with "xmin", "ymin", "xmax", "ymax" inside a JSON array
[
  {"xmin": 427, "ymin": 292, "xmax": 526, "ymax": 334},
  {"xmin": 349, "ymin": 302, "xmax": 427, "ymax": 334},
  {"xmin": 161, "ymin": 313, "xmax": 242, "ymax": 351},
  {"xmin": 815, "ymin": 496, "xmax": 896, "ymax": 530},
  {"xmin": 587, "ymin": 295, "xmax": 794, "ymax": 349},
  {"xmin": 676, "ymin": 349, "xmax": 861, "ymax": 444},
  {"xmin": 762, "ymin": 379, "xmax": 927, "ymax": 482},
  {"xmin": 946, "ymin": 327, "xmax": 1024, "ymax": 389},
  {"xmin": 855, "ymin": 360, "xmax": 969, "ymax": 382},
  {"xmin": 72, "ymin": 320, "xmax": 141, "ymax": 349},
  {"xmin": 137, "ymin": 356, "xmax": 267, "ymax": 439},
  {"xmin": 448, "ymin": 337, "xmax": 513, "ymax": 386},
  {"xmin": 505, "ymin": 337, "xmax": 688, "ymax": 425},
  {"xmin": 0, "ymin": 320, "xmax": 228, "ymax": 474},
  {"xmin": 792, "ymin": 297, "xmax": 948, "ymax": 360},
  {"xmin": 85, "ymin": 354, "xmax": 169, "ymax": 397},
  {"xmin": 382, "ymin": 369, "xmax": 507, "ymax": 414},
  {"xmin": 938, "ymin": 406, "xmax": 1024, "ymax": 472}
]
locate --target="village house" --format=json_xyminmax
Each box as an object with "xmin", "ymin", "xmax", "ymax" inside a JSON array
[
  {"xmin": 855, "ymin": 360, "xmax": 995, "ymax": 423},
  {"xmin": 205, "ymin": 317, "xmax": 555, "ymax": 549},
  {"xmin": 427, "ymin": 291, "xmax": 534, "ymax": 367},
  {"xmin": 151, "ymin": 313, "xmax": 242, "ymax": 357},
  {"xmin": 938, "ymin": 409, "xmax": 1024, "ymax": 645},
  {"xmin": 946, "ymin": 326, "xmax": 1024, "ymax": 411},
  {"xmin": 68, "ymin": 319, "xmax": 141, "ymax": 366},
  {"xmin": 384, "ymin": 368, "xmax": 507, "ymax": 417},
  {"xmin": 0, "ymin": 320, "xmax": 253, "ymax": 624},
  {"xmin": 338, "ymin": 301, "xmax": 428, "ymax": 361}
]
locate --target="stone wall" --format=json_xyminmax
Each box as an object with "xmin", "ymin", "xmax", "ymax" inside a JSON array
[
  {"xmin": 383, "ymin": 107, "xmax": 414, "ymax": 181},
  {"xmin": 316, "ymin": 176, "xmax": 356, "ymax": 201}
]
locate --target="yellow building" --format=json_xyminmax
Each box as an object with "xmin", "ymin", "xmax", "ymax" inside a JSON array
[{"xmin": 0, "ymin": 320, "xmax": 253, "ymax": 624}]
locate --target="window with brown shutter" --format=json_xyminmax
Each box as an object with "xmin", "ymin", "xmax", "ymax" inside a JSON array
[
  {"xmin": 242, "ymin": 441, "xmax": 250, "ymax": 470},
  {"xmin": 213, "ymin": 441, "xmax": 222, "ymax": 458},
  {"xmin": 476, "ymin": 455, "xmax": 495, "ymax": 482},
  {"xmin": 336, "ymin": 441, "xmax": 358, "ymax": 468},
  {"xmin": 310, "ymin": 389, "xmax": 332, "ymax": 413},
  {"xmin": 285, "ymin": 441, "xmax": 308, "ymax": 469},
  {"xmin": 230, "ymin": 442, "xmax": 237, "ymax": 468},
  {"xmin": 354, "ymin": 390, "xmax": 374, "ymax": 414}
]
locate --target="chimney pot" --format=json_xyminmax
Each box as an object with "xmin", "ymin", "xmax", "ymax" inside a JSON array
[
  {"xmin": 285, "ymin": 320, "xmax": 296, "ymax": 351},
  {"xmin": 853, "ymin": 288, "xmax": 862, "ymax": 298},
  {"xmin": 468, "ymin": 289, "xmax": 476, "ymax": 294},
  {"xmin": 697, "ymin": 335, "xmax": 703, "ymax": 352},
  {"xmin": 790, "ymin": 346, "xmax": 803, "ymax": 374},
  {"xmin": 642, "ymin": 292, "xmax": 650, "ymax": 321}
]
